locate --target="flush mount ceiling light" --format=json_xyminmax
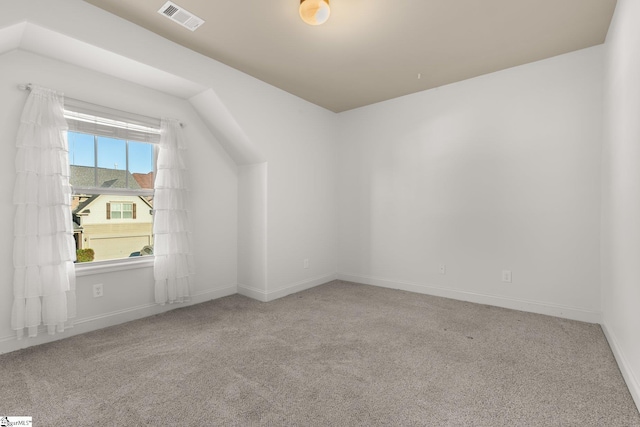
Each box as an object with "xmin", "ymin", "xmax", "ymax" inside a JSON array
[{"xmin": 299, "ymin": 0, "xmax": 331, "ymax": 26}]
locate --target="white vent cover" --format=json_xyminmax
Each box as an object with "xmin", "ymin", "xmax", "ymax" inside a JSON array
[{"xmin": 158, "ymin": 1, "xmax": 204, "ymax": 31}]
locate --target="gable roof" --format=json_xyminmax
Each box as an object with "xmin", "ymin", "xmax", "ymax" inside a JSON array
[
  {"xmin": 73, "ymin": 195, "xmax": 97, "ymax": 216},
  {"xmin": 132, "ymin": 172, "xmax": 154, "ymax": 190},
  {"xmin": 71, "ymin": 165, "xmax": 142, "ymax": 190},
  {"xmin": 70, "ymin": 165, "xmax": 153, "ymax": 215},
  {"xmin": 72, "ymin": 194, "xmax": 153, "ymax": 216}
]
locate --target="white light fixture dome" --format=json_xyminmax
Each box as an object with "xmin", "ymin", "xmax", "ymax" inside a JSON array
[{"xmin": 299, "ymin": 0, "xmax": 331, "ymax": 26}]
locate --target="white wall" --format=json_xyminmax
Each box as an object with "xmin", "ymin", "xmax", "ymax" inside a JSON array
[
  {"xmin": 213, "ymin": 72, "xmax": 339, "ymax": 299},
  {"xmin": 264, "ymin": 106, "xmax": 338, "ymax": 297},
  {"xmin": 0, "ymin": 0, "xmax": 635, "ymax": 412},
  {"xmin": 0, "ymin": 0, "xmax": 340, "ymax": 351},
  {"xmin": 206, "ymin": 84, "xmax": 339, "ymax": 302},
  {"xmin": 0, "ymin": 50, "xmax": 238, "ymax": 353},
  {"xmin": 601, "ymin": 0, "xmax": 640, "ymax": 409},
  {"xmin": 337, "ymin": 46, "xmax": 604, "ymax": 322},
  {"xmin": 238, "ymin": 163, "xmax": 268, "ymax": 299}
]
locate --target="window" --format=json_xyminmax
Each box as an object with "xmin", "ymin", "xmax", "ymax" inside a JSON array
[
  {"xmin": 108, "ymin": 202, "xmax": 135, "ymax": 219},
  {"xmin": 66, "ymin": 100, "xmax": 160, "ymax": 263}
]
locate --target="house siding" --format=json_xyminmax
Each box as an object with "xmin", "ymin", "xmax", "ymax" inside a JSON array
[{"xmin": 76, "ymin": 194, "xmax": 153, "ymax": 261}]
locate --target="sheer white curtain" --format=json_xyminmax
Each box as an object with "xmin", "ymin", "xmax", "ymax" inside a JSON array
[
  {"xmin": 154, "ymin": 118, "xmax": 194, "ymax": 304},
  {"xmin": 12, "ymin": 85, "xmax": 76, "ymax": 339}
]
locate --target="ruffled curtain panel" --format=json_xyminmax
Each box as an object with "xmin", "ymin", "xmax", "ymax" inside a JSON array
[
  {"xmin": 12, "ymin": 85, "xmax": 76, "ymax": 339},
  {"xmin": 153, "ymin": 118, "xmax": 195, "ymax": 304}
]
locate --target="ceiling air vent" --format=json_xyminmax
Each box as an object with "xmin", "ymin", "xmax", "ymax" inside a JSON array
[{"xmin": 158, "ymin": 1, "xmax": 204, "ymax": 32}]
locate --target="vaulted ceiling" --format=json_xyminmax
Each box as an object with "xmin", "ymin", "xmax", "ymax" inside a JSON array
[{"xmin": 83, "ymin": 0, "xmax": 617, "ymax": 112}]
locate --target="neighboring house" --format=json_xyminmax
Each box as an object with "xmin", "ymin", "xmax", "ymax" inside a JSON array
[
  {"xmin": 71, "ymin": 165, "xmax": 154, "ymax": 261},
  {"xmin": 132, "ymin": 171, "xmax": 154, "ymax": 189}
]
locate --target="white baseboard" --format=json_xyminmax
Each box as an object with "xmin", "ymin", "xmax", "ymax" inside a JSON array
[
  {"xmin": 337, "ymin": 273, "xmax": 602, "ymax": 324},
  {"xmin": 237, "ymin": 284, "xmax": 268, "ymax": 302},
  {"xmin": 239, "ymin": 273, "xmax": 337, "ymax": 303},
  {"xmin": 602, "ymin": 323, "xmax": 640, "ymax": 412},
  {"xmin": 191, "ymin": 285, "xmax": 238, "ymax": 303},
  {"xmin": 266, "ymin": 273, "xmax": 337, "ymax": 301},
  {"xmin": 0, "ymin": 285, "xmax": 237, "ymax": 355}
]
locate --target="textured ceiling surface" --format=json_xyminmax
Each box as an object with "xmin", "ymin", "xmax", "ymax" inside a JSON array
[{"xmin": 83, "ymin": 0, "xmax": 617, "ymax": 112}]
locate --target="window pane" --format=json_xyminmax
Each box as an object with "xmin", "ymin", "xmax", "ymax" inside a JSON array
[
  {"xmin": 69, "ymin": 132, "xmax": 95, "ymax": 167},
  {"xmin": 128, "ymin": 141, "xmax": 154, "ymax": 190},
  {"xmin": 69, "ymin": 120, "xmax": 157, "ymax": 262},
  {"xmin": 97, "ymin": 137, "xmax": 127, "ymax": 189},
  {"xmin": 122, "ymin": 202, "xmax": 133, "ymax": 219},
  {"xmin": 74, "ymin": 194, "xmax": 154, "ymax": 262},
  {"xmin": 69, "ymin": 132, "xmax": 96, "ymax": 187}
]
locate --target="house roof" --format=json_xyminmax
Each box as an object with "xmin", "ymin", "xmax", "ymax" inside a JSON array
[
  {"xmin": 132, "ymin": 172, "xmax": 154, "ymax": 190},
  {"xmin": 72, "ymin": 193, "xmax": 153, "ymax": 215},
  {"xmin": 70, "ymin": 165, "xmax": 153, "ymax": 215},
  {"xmin": 74, "ymin": 195, "xmax": 98, "ymax": 216},
  {"xmin": 71, "ymin": 165, "xmax": 142, "ymax": 190}
]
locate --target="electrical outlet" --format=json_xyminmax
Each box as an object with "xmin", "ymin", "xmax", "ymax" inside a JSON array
[
  {"xmin": 93, "ymin": 284, "xmax": 104, "ymax": 298},
  {"xmin": 303, "ymin": 259, "xmax": 309, "ymax": 269},
  {"xmin": 439, "ymin": 264, "xmax": 446, "ymax": 274},
  {"xmin": 502, "ymin": 270, "xmax": 512, "ymax": 283}
]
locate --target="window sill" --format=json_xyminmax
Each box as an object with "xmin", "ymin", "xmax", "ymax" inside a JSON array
[{"xmin": 75, "ymin": 256, "xmax": 154, "ymax": 277}]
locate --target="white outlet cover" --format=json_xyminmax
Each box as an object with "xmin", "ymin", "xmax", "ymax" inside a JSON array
[{"xmin": 93, "ymin": 284, "xmax": 103, "ymax": 297}]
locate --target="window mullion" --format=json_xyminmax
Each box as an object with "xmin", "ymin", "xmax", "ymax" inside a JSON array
[
  {"xmin": 93, "ymin": 135, "xmax": 98, "ymax": 187},
  {"xmin": 67, "ymin": 111, "xmax": 158, "ymax": 263},
  {"xmin": 125, "ymin": 140, "xmax": 129, "ymax": 189}
]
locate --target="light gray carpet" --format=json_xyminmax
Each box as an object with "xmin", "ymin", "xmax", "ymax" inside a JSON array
[{"xmin": 1, "ymin": 280, "xmax": 638, "ymax": 426}]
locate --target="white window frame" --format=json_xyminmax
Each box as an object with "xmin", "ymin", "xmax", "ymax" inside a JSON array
[
  {"xmin": 66, "ymin": 100, "xmax": 160, "ymax": 275},
  {"xmin": 110, "ymin": 202, "xmax": 134, "ymax": 220}
]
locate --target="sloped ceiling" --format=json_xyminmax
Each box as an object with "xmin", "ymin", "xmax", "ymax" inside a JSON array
[{"xmin": 0, "ymin": 21, "xmax": 263, "ymax": 165}]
